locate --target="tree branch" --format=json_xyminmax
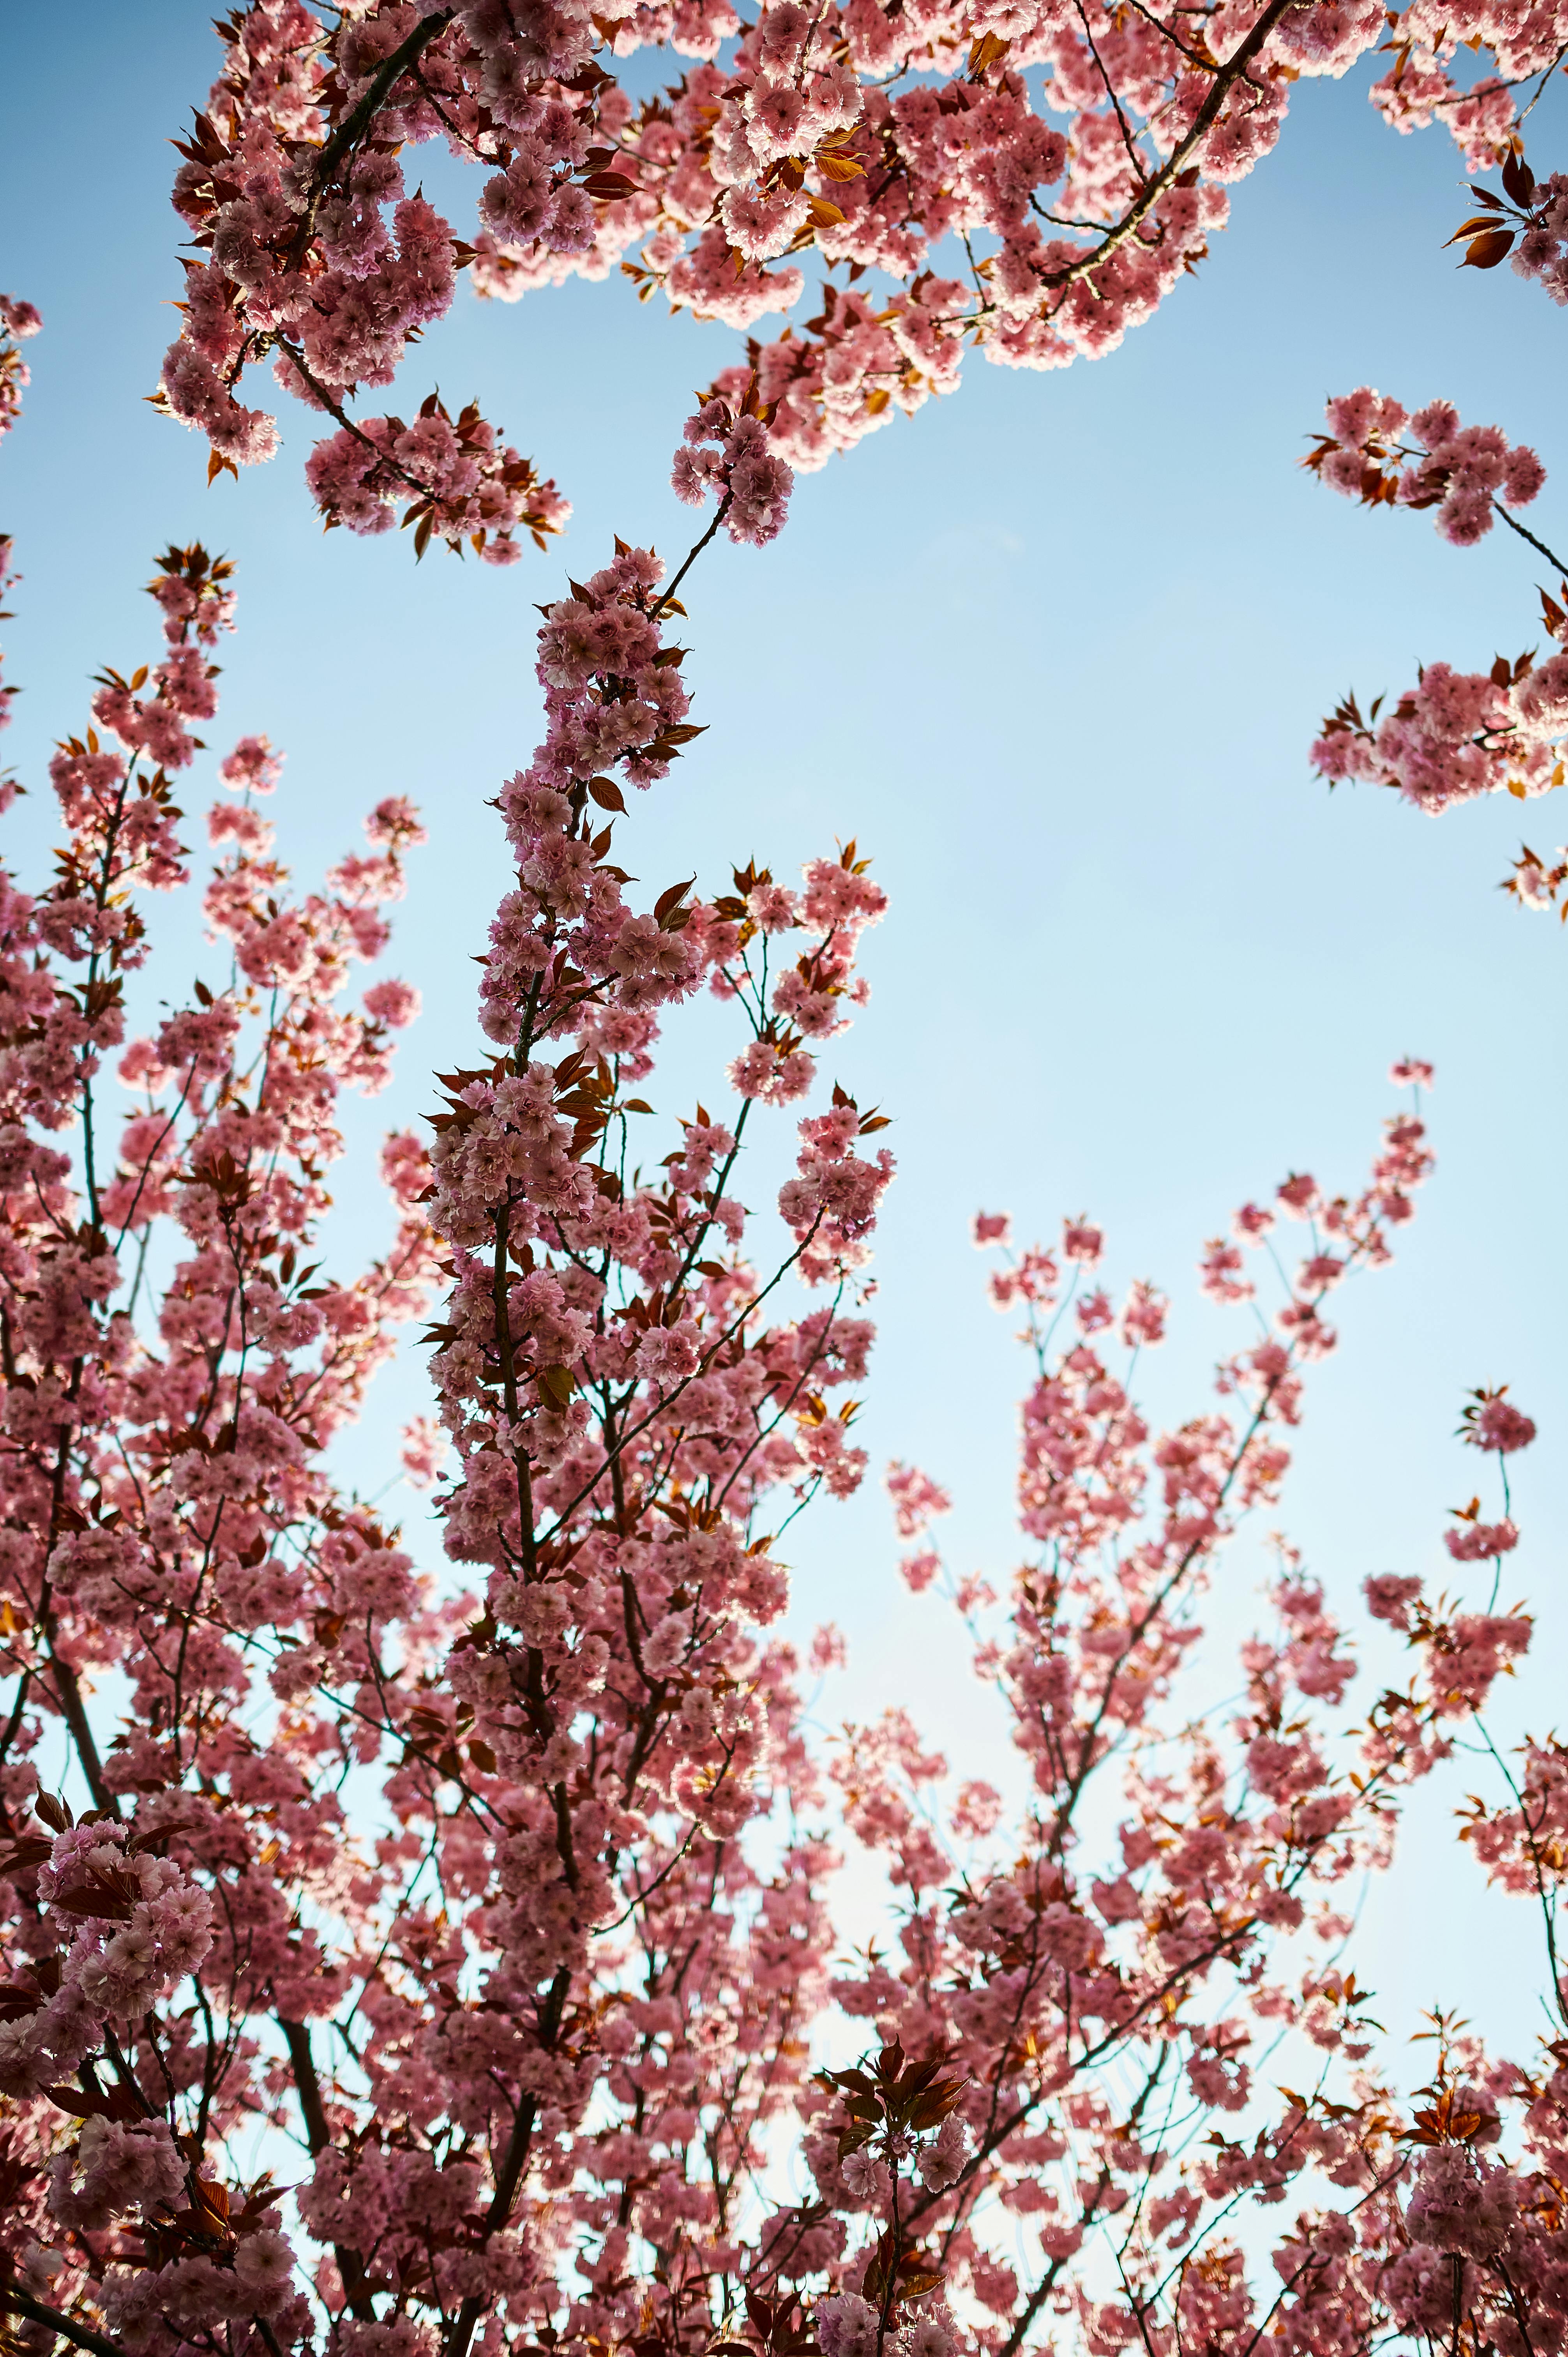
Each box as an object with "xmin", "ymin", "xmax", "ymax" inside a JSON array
[
  {"xmin": 294, "ymin": 11, "xmax": 457, "ymax": 249},
  {"xmin": 1495, "ymin": 498, "xmax": 1568, "ymax": 581},
  {"xmin": 1042, "ymin": 0, "xmax": 1296, "ymax": 295},
  {"xmin": 655, "ymin": 491, "xmax": 734, "ymax": 617},
  {"xmin": 1, "ymin": 2286, "xmax": 124, "ymax": 2357},
  {"xmin": 278, "ymin": 2013, "xmax": 378, "ymax": 2320}
]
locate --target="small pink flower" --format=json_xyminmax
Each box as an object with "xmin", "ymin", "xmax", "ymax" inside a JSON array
[
  {"xmin": 810, "ymin": 1623, "xmax": 847, "ymax": 1674},
  {"xmin": 1467, "ymin": 1393, "xmax": 1537, "ymax": 1454},
  {"xmin": 1445, "ymin": 1518, "xmax": 1518, "ymax": 1562},
  {"xmin": 1365, "ymin": 1573, "xmax": 1423, "ymax": 1627},
  {"xmin": 364, "ymin": 977, "xmax": 421, "ymax": 1028}
]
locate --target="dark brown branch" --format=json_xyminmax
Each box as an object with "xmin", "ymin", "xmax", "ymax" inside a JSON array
[
  {"xmin": 1, "ymin": 2287, "xmax": 124, "ymax": 2357},
  {"xmin": 1074, "ymin": 0, "xmax": 1150, "ymax": 183},
  {"xmin": 1494, "ymin": 498, "xmax": 1568, "ymax": 581},
  {"xmin": 275, "ymin": 339, "xmax": 437, "ymax": 508},
  {"xmin": 441, "ymin": 1965, "xmax": 571, "ymax": 2357},
  {"xmin": 1042, "ymin": 0, "xmax": 1296, "ymax": 294},
  {"xmin": 279, "ymin": 2013, "xmax": 378, "ymax": 2319},
  {"xmin": 47, "ymin": 1645, "xmax": 120, "ymax": 1820},
  {"xmin": 294, "ymin": 11, "xmax": 457, "ymax": 248},
  {"xmin": 655, "ymin": 490, "xmax": 734, "ymax": 617}
]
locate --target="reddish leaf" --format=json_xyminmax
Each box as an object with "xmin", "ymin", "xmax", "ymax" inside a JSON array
[
  {"xmin": 47, "ymin": 2081, "xmax": 145, "ymax": 2124},
  {"xmin": 1501, "ymin": 148, "xmax": 1536, "ymax": 205},
  {"xmin": 1462, "ymin": 228, "xmax": 1516, "ymax": 269}
]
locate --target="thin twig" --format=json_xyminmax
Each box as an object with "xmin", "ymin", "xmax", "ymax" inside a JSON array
[
  {"xmin": 1041, "ymin": 0, "xmax": 1296, "ymax": 296},
  {"xmin": 1494, "ymin": 497, "xmax": 1568, "ymax": 581},
  {"xmin": 655, "ymin": 490, "xmax": 735, "ymax": 616}
]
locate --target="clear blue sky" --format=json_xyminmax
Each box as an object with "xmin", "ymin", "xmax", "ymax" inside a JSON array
[{"xmin": 3, "ymin": 7, "xmax": 1566, "ymax": 2065}]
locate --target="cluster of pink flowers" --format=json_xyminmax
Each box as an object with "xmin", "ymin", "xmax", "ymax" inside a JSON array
[
  {"xmin": 9, "ymin": 55, "xmax": 1568, "ymax": 2357},
  {"xmin": 673, "ymin": 382, "xmax": 795, "ymax": 546},
  {"xmin": 0, "ymin": 525, "xmax": 448, "ymax": 2344},
  {"xmin": 1511, "ymin": 168, "xmax": 1568, "ymax": 302},
  {"xmin": 218, "ymin": 529, "xmax": 897, "ymax": 2353},
  {"xmin": 0, "ymin": 437, "xmax": 914, "ymax": 2354},
  {"xmin": 157, "ymin": 34, "xmax": 567, "ymax": 545},
  {"xmin": 155, "ymin": 0, "xmax": 1568, "ymax": 543},
  {"xmin": 839, "ymin": 1104, "xmax": 1568, "ymax": 2357},
  {"xmin": 1441, "ymin": 153, "xmax": 1568, "ymax": 301},
  {"xmin": 1306, "ymin": 387, "xmax": 1545, "ymax": 547},
  {"xmin": 42, "ymin": 385, "xmax": 1528, "ymax": 2357},
  {"xmin": 1312, "ymin": 653, "xmax": 1566, "ymax": 812},
  {"xmin": 1504, "ymin": 837, "xmax": 1568, "ymax": 915},
  {"xmin": 790, "ymin": 1069, "xmax": 1553, "ymax": 2357},
  {"xmin": 1360, "ymin": 1373, "xmax": 1538, "ymax": 1763},
  {"xmin": 300, "ymin": 391, "xmax": 571, "ymax": 563},
  {"xmin": 1266, "ymin": 1383, "xmax": 1568, "ymax": 2357},
  {"xmin": 0, "ymin": 1819, "xmax": 215, "ymax": 2106},
  {"xmin": 1302, "ymin": 366, "xmax": 1568, "ymax": 968},
  {"xmin": 0, "ymin": 293, "xmax": 41, "ymax": 444},
  {"xmin": 1374, "ymin": 0, "xmax": 1568, "ymax": 173},
  {"xmin": 1307, "ymin": 393, "xmax": 1568, "ymax": 814}
]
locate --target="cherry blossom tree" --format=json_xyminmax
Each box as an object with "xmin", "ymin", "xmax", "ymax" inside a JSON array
[
  {"xmin": 150, "ymin": 4, "xmax": 1565, "ymax": 550},
  {"xmin": 0, "ymin": 0, "xmax": 1564, "ymax": 2340},
  {"xmin": 0, "ymin": 244, "xmax": 1558, "ymax": 2357},
  {"xmin": 0, "ymin": 308, "xmax": 900, "ymax": 2357}
]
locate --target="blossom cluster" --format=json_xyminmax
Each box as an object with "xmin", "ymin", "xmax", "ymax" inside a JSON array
[
  {"xmin": 1307, "ymin": 391, "xmax": 1567, "ymax": 813},
  {"xmin": 818, "ymin": 1065, "xmax": 1568, "ymax": 2357},
  {"xmin": 1505, "ymin": 837, "xmax": 1568, "ymax": 915},
  {"xmin": 791, "ymin": 1063, "xmax": 1551, "ymax": 2357},
  {"xmin": 299, "ymin": 390, "xmax": 571, "ymax": 563},
  {"xmin": 11, "ymin": 65, "xmax": 1568, "ymax": 2357},
  {"xmin": 1374, "ymin": 2, "xmax": 1568, "ymax": 176},
  {"xmin": 156, "ymin": 0, "xmax": 1568, "ymax": 542},
  {"xmin": 1305, "ymin": 386, "xmax": 1546, "ymax": 548},
  {"xmin": 327, "ymin": 532, "xmax": 901, "ymax": 2357},
  {"xmin": 0, "ymin": 1820, "xmax": 215, "ymax": 2105},
  {"xmin": 158, "ymin": 72, "xmax": 567, "ymax": 552},
  {"xmin": 6, "ymin": 382, "xmax": 1568, "ymax": 2357},
  {"xmin": 0, "ymin": 293, "xmax": 41, "ymax": 444},
  {"xmin": 1510, "ymin": 168, "xmax": 1568, "ymax": 302},
  {"xmin": 1244, "ymin": 1383, "xmax": 1568, "ymax": 2357},
  {"xmin": 673, "ymin": 381, "xmax": 795, "ymax": 546},
  {"xmin": 1442, "ymin": 150, "xmax": 1568, "ymax": 301},
  {"xmin": 0, "ymin": 528, "xmax": 444, "ymax": 2348},
  {"xmin": 1312, "ymin": 659, "xmax": 1568, "ymax": 811},
  {"xmin": 0, "ymin": 383, "xmax": 902, "ymax": 2357}
]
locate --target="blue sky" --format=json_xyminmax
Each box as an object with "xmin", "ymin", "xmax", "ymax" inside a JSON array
[{"xmin": 4, "ymin": 7, "xmax": 1567, "ymax": 2068}]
